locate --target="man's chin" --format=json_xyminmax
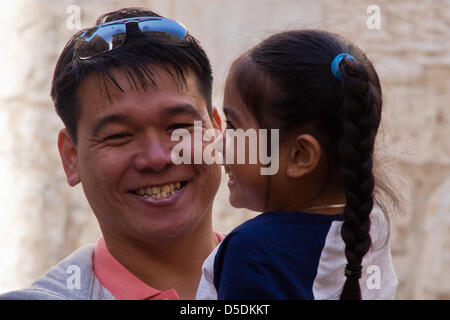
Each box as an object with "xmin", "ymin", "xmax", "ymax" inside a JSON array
[{"xmin": 128, "ymin": 219, "xmax": 199, "ymax": 246}]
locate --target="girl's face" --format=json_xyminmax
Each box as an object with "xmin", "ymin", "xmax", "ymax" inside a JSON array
[{"xmin": 221, "ymin": 85, "xmax": 290, "ymax": 212}]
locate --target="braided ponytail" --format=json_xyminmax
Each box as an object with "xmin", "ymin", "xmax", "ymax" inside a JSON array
[{"xmin": 337, "ymin": 57, "xmax": 381, "ymax": 300}]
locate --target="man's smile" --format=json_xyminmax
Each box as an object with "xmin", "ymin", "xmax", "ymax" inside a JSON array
[{"xmin": 130, "ymin": 180, "xmax": 189, "ymax": 199}]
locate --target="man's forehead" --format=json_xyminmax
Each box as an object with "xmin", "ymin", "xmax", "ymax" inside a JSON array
[
  {"xmin": 79, "ymin": 66, "xmax": 178, "ymax": 96},
  {"xmin": 76, "ymin": 65, "xmax": 207, "ymax": 116}
]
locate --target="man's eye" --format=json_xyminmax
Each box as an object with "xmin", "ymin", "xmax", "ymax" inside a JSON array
[
  {"xmin": 104, "ymin": 133, "xmax": 131, "ymax": 141},
  {"xmin": 225, "ymin": 120, "xmax": 235, "ymax": 130}
]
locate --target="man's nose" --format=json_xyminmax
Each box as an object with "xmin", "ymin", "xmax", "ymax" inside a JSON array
[{"xmin": 134, "ymin": 135, "xmax": 173, "ymax": 172}]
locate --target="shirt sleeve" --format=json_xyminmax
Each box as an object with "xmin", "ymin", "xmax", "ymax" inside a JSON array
[
  {"xmin": 196, "ymin": 245, "xmax": 220, "ymax": 300},
  {"xmin": 214, "ymin": 231, "xmax": 292, "ymax": 300}
]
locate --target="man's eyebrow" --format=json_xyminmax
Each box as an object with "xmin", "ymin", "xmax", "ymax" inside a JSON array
[
  {"xmin": 90, "ymin": 104, "xmax": 203, "ymax": 137},
  {"xmin": 161, "ymin": 103, "xmax": 204, "ymax": 119},
  {"xmin": 91, "ymin": 114, "xmax": 133, "ymax": 137},
  {"xmin": 223, "ymin": 106, "xmax": 240, "ymax": 124}
]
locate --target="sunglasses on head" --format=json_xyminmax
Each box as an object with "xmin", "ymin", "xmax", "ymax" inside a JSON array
[{"xmin": 75, "ymin": 16, "xmax": 188, "ymax": 60}]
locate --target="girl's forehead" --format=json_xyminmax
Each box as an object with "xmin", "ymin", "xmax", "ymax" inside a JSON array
[{"xmin": 223, "ymin": 82, "xmax": 245, "ymax": 112}]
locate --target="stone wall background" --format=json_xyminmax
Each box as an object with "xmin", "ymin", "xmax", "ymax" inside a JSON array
[{"xmin": 0, "ymin": 0, "xmax": 448, "ymax": 299}]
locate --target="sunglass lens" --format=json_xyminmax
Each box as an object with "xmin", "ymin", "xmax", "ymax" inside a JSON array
[
  {"xmin": 138, "ymin": 19, "xmax": 187, "ymax": 40},
  {"xmin": 77, "ymin": 24, "xmax": 127, "ymax": 59}
]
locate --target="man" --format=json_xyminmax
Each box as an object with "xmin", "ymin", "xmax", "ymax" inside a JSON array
[{"xmin": 0, "ymin": 8, "xmax": 223, "ymax": 300}]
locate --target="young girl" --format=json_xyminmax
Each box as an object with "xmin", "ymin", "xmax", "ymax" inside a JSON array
[{"xmin": 196, "ymin": 30, "xmax": 398, "ymax": 300}]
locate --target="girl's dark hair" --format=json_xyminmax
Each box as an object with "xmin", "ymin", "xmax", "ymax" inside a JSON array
[
  {"xmin": 227, "ymin": 30, "xmax": 383, "ymax": 299},
  {"xmin": 51, "ymin": 8, "xmax": 213, "ymax": 144}
]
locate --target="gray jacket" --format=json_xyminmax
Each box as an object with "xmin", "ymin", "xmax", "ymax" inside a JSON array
[{"xmin": 0, "ymin": 244, "xmax": 115, "ymax": 300}]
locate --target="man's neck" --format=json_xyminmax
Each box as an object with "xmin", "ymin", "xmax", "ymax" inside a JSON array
[{"xmin": 102, "ymin": 219, "xmax": 219, "ymax": 299}]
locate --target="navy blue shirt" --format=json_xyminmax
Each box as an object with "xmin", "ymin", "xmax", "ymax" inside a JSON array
[{"xmin": 213, "ymin": 211, "xmax": 344, "ymax": 300}]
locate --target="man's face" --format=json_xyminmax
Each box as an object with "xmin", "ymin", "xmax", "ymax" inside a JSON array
[{"xmin": 59, "ymin": 66, "xmax": 221, "ymax": 245}]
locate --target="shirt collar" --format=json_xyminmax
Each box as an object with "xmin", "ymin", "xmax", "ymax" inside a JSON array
[{"xmin": 93, "ymin": 232, "xmax": 224, "ymax": 300}]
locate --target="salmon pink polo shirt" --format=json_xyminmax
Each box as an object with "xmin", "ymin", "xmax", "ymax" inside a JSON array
[{"xmin": 93, "ymin": 233, "xmax": 225, "ymax": 300}]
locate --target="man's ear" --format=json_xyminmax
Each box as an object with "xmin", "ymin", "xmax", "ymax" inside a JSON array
[
  {"xmin": 57, "ymin": 129, "xmax": 80, "ymax": 187},
  {"xmin": 211, "ymin": 107, "xmax": 223, "ymax": 132},
  {"xmin": 286, "ymin": 134, "xmax": 322, "ymax": 178}
]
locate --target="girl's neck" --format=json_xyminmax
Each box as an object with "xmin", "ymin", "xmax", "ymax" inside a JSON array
[
  {"xmin": 301, "ymin": 204, "xmax": 346, "ymax": 215},
  {"xmin": 275, "ymin": 186, "xmax": 347, "ymax": 215}
]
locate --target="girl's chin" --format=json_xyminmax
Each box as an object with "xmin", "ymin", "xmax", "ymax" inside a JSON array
[
  {"xmin": 228, "ymin": 192, "xmax": 243, "ymax": 209},
  {"xmin": 229, "ymin": 191, "xmax": 266, "ymax": 212}
]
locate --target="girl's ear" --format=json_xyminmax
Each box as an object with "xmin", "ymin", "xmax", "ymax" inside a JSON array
[
  {"xmin": 286, "ymin": 134, "xmax": 322, "ymax": 178},
  {"xmin": 57, "ymin": 129, "xmax": 80, "ymax": 187}
]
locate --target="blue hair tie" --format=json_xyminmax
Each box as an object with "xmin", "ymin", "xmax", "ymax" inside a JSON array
[{"xmin": 331, "ymin": 53, "xmax": 355, "ymax": 80}]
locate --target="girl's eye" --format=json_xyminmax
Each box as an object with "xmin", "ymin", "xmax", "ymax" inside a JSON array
[
  {"xmin": 225, "ymin": 120, "xmax": 235, "ymax": 130},
  {"xmin": 168, "ymin": 123, "xmax": 193, "ymax": 131}
]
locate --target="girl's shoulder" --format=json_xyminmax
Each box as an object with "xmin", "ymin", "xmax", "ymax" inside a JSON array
[
  {"xmin": 220, "ymin": 210, "xmax": 345, "ymax": 256},
  {"xmin": 312, "ymin": 204, "xmax": 397, "ymax": 299}
]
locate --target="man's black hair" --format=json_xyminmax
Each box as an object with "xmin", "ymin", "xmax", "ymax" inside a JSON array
[{"xmin": 51, "ymin": 7, "xmax": 213, "ymax": 144}]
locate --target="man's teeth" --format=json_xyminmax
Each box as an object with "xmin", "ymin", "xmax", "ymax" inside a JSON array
[{"xmin": 136, "ymin": 182, "xmax": 182, "ymax": 199}]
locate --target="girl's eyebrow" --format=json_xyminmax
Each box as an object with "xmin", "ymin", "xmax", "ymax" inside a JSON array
[{"xmin": 223, "ymin": 106, "xmax": 240, "ymax": 124}]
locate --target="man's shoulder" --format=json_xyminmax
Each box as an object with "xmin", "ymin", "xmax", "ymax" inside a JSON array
[{"xmin": 0, "ymin": 243, "xmax": 113, "ymax": 300}]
